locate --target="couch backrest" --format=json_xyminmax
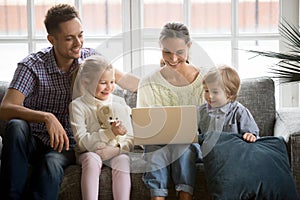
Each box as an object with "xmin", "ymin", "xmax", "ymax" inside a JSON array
[
  {"xmin": 0, "ymin": 77, "xmax": 276, "ymax": 137},
  {"xmin": 0, "ymin": 81, "xmax": 9, "ymax": 136},
  {"xmin": 238, "ymin": 77, "xmax": 276, "ymax": 137},
  {"xmin": 0, "ymin": 81, "xmax": 9, "ymax": 101},
  {"xmin": 121, "ymin": 77, "xmax": 276, "ymax": 137}
]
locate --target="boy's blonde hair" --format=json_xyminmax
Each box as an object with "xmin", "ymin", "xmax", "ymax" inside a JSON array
[
  {"xmin": 202, "ymin": 65, "xmax": 241, "ymax": 101},
  {"xmin": 72, "ymin": 55, "xmax": 114, "ymax": 99}
]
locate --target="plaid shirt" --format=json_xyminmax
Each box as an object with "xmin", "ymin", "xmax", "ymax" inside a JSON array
[{"xmin": 9, "ymin": 47, "xmax": 97, "ymax": 147}]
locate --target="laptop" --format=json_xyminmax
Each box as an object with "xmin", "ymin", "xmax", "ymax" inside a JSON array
[{"xmin": 132, "ymin": 105, "xmax": 198, "ymax": 145}]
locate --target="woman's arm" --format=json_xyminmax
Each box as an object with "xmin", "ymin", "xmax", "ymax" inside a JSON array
[{"xmin": 115, "ymin": 69, "xmax": 140, "ymax": 92}]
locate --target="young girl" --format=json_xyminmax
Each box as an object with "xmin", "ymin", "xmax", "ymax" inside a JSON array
[
  {"xmin": 198, "ymin": 65, "xmax": 259, "ymax": 156},
  {"xmin": 69, "ymin": 55, "xmax": 133, "ymax": 200}
]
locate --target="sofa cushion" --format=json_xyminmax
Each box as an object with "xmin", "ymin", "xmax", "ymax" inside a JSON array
[
  {"xmin": 238, "ymin": 77, "xmax": 276, "ymax": 137},
  {"xmin": 58, "ymin": 146, "xmax": 211, "ymax": 200},
  {"xmin": 200, "ymin": 132, "xmax": 299, "ymax": 200}
]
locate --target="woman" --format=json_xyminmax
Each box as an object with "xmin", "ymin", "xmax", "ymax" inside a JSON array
[{"xmin": 137, "ymin": 22, "xmax": 203, "ymax": 200}]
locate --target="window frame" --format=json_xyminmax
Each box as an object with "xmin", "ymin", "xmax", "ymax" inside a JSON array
[{"xmin": 0, "ymin": 0, "xmax": 298, "ymax": 107}]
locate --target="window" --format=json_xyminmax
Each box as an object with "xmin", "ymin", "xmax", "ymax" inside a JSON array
[
  {"xmin": 0, "ymin": 0, "xmax": 298, "ymax": 107},
  {"xmin": 0, "ymin": 0, "xmax": 123, "ymax": 82},
  {"xmin": 136, "ymin": 0, "xmax": 280, "ymax": 79}
]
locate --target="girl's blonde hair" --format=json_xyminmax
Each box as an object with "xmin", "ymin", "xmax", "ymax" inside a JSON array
[
  {"xmin": 202, "ymin": 65, "xmax": 241, "ymax": 101},
  {"xmin": 71, "ymin": 55, "xmax": 113, "ymax": 99}
]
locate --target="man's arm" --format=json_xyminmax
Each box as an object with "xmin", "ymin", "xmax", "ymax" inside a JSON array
[{"xmin": 0, "ymin": 88, "xmax": 69, "ymax": 152}]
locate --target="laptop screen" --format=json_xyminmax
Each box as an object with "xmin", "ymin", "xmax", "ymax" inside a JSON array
[{"xmin": 132, "ymin": 105, "xmax": 198, "ymax": 145}]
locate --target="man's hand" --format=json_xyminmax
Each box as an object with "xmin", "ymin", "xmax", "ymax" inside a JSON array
[
  {"xmin": 111, "ymin": 121, "xmax": 127, "ymax": 136},
  {"xmin": 95, "ymin": 144, "xmax": 120, "ymax": 161},
  {"xmin": 45, "ymin": 113, "xmax": 69, "ymax": 152},
  {"xmin": 243, "ymin": 132, "xmax": 256, "ymax": 143}
]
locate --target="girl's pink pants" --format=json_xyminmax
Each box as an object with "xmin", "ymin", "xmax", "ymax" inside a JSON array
[{"xmin": 77, "ymin": 152, "xmax": 131, "ymax": 200}]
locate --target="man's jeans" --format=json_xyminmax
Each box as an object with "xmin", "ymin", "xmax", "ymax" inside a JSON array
[{"xmin": 0, "ymin": 119, "xmax": 74, "ymax": 200}]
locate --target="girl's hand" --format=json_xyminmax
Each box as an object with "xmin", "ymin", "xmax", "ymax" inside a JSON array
[
  {"xmin": 111, "ymin": 121, "xmax": 127, "ymax": 136},
  {"xmin": 95, "ymin": 145, "xmax": 120, "ymax": 161},
  {"xmin": 243, "ymin": 132, "xmax": 256, "ymax": 143}
]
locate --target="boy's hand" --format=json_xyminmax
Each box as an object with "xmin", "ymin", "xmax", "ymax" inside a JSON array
[{"xmin": 243, "ymin": 132, "xmax": 256, "ymax": 143}]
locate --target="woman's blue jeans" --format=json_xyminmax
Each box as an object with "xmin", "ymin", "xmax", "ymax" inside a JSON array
[
  {"xmin": 142, "ymin": 143, "xmax": 201, "ymax": 197},
  {"xmin": 0, "ymin": 119, "xmax": 74, "ymax": 200}
]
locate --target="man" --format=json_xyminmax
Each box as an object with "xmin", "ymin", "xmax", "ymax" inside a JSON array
[{"xmin": 0, "ymin": 4, "xmax": 138, "ymax": 200}]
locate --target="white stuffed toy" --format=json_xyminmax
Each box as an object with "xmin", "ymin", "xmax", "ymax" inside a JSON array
[
  {"xmin": 96, "ymin": 103, "xmax": 132, "ymax": 132},
  {"xmin": 96, "ymin": 102, "xmax": 134, "ymax": 151}
]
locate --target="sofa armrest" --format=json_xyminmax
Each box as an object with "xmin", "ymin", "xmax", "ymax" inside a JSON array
[
  {"xmin": 274, "ymin": 108, "xmax": 300, "ymax": 194},
  {"xmin": 288, "ymin": 132, "xmax": 300, "ymax": 195},
  {"xmin": 274, "ymin": 108, "xmax": 300, "ymax": 142}
]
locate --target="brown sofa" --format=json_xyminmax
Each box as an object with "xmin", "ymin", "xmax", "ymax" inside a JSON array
[{"xmin": 0, "ymin": 77, "xmax": 299, "ymax": 199}]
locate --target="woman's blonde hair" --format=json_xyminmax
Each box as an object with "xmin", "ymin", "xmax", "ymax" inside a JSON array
[
  {"xmin": 71, "ymin": 55, "xmax": 113, "ymax": 99},
  {"xmin": 159, "ymin": 22, "xmax": 191, "ymax": 45},
  {"xmin": 159, "ymin": 22, "xmax": 191, "ymax": 67},
  {"xmin": 202, "ymin": 65, "xmax": 241, "ymax": 101}
]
